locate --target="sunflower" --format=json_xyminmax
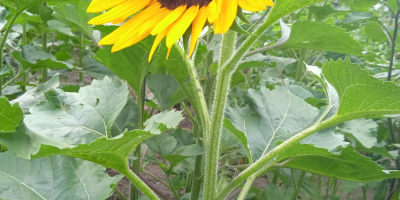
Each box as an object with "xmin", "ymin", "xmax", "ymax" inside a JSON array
[{"xmin": 87, "ymin": 0, "xmax": 274, "ymax": 61}]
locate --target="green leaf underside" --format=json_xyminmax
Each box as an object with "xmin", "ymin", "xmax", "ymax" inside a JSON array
[
  {"xmin": 279, "ymin": 21, "xmax": 363, "ymax": 56},
  {"xmin": 0, "ymin": 97, "xmax": 23, "ymax": 132},
  {"xmin": 322, "ymin": 58, "xmax": 400, "ymax": 117},
  {"xmin": 33, "ymin": 130, "xmax": 154, "ymax": 171},
  {"xmin": 277, "ymin": 144, "xmax": 400, "ymax": 182},
  {"xmin": 0, "ymin": 152, "xmax": 122, "ymax": 200}
]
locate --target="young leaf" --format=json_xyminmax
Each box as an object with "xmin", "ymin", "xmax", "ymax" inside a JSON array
[
  {"xmin": 0, "ymin": 97, "xmax": 23, "ymax": 132},
  {"xmin": 277, "ymin": 144, "xmax": 400, "ymax": 182},
  {"xmin": 147, "ymin": 74, "xmax": 181, "ymax": 111},
  {"xmin": 0, "ymin": 152, "xmax": 122, "ymax": 200},
  {"xmin": 144, "ymin": 110, "xmax": 184, "ymax": 135}
]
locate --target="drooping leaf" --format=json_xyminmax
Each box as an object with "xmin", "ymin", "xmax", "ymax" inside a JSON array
[
  {"xmin": 144, "ymin": 110, "xmax": 184, "ymax": 135},
  {"xmin": 0, "ymin": 152, "xmax": 122, "ymax": 200},
  {"xmin": 145, "ymin": 132, "xmax": 178, "ymax": 155},
  {"xmin": 0, "ymin": 97, "xmax": 23, "ymax": 132},
  {"xmin": 162, "ymin": 144, "xmax": 205, "ymax": 167},
  {"xmin": 339, "ymin": 118, "xmax": 378, "ymax": 148},
  {"xmin": 279, "ymin": 21, "xmax": 363, "ymax": 56},
  {"xmin": 277, "ymin": 144, "xmax": 400, "ymax": 182}
]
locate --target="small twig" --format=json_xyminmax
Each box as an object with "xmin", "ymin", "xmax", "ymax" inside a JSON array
[{"xmin": 140, "ymin": 146, "xmax": 149, "ymax": 168}]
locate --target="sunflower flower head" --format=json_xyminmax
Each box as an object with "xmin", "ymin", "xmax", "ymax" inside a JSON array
[{"xmin": 87, "ymin": 0, "xmax": 274, "ymax": 61}]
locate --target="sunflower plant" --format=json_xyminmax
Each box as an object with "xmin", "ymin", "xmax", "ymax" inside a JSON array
[{"xmin": 2, "ymin": 0, "xmax": 400, "ymax": 200}]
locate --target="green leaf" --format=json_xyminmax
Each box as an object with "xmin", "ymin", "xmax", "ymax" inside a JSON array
[
  {"xmin": 266, "ymin": 0, "xmax": 326, "ymax": 24},
  {"xmin": 12, "ymin": 45, "xmax": 73, "ymax": 70},
  {"xmin": 94, "ymin": 40, "xmax": 151, "ymax": 95},
  {"xmin": 362, "ymin": 21, "xmax": 387, "ymax": 43},
  {"xmin": 0, "ymin": 152, "xmax": 122, "ymax": 200},
  {"xmin": 147, "ymin": 74, "xmax": 181, "ymax": 111},
  {"xmin": 226, "ymin": 86, "xmax": 346, "ymax": 162},
  {"xmin": 279, "ymin": 21, "xmax": 363, "ymax": 56},
  {"xmin": 308, "ymin": 5, "xmax": 348, "ymax": 21},
  {"xmin": 0, "ymin": 97, "xmax": 23, "ymax": 132},
  {"xmin": 53, "ymin": 1, "xmax": 98, "ymax": 39},
  {"xmin": 339, "ymin": 118, "xmax": 378, "ymax": 148},
  {"xmin": 33, "ymin": 130, "xmax": 153, "ymax": 172},
  {"xmin": 162, "ymin": 144, "xmax": 204, "ymax": 168},
  {"xmin": 144, "ymin": 110, "xmax": 184, "ymax": 135},
  {"xmin": 47, "ymin": 19, "xmax": 74, "ymax": 36},
  {"xmin": 10, "ymin": 74, "xmax": 60, "ymax": 114},
  {"xmin": 277, "ymin": 144, "xmax": 400, "ymax": 182},
  {"xmin": 322, "ymin": 58, "xmax": 400, "ymax": 117},
  {"xmin": 145, "ymin": 133, "xmax": 177, "ymax": 155},
  {"xmin": 1, "ymin": 77, "xmax": 129, "ymax": 159},
  {"xmin": 342, "ymin": 0, "xmax": 379, "ymax": 12}
]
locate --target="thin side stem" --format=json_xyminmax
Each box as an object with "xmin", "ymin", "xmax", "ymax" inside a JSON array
[
  {"xmin": 41, "ymin": 32, "xmax": 48, "ymax": 83},
  {"xmin": 0, "ymin": 10, "xmax": 23, "ymax": 95},
  {"xmin": 2, "ymin": 69, "xmax": 24, "ymax": 90},
  {"xmin": 122, "ymin": 166, "xmax": 160, "ymax": 200},
  {"xmin": 236, "ymin": 175, "xmax": 256, "ymax": 200},
  {"xmin": 291, "ymin": 170, "xmax": 306, "ymax": 200},
  {"xmin": 142, "ymin": 170, "xmax": 170, "ymax": 190},
  {"xmin": 166, "ymin": 172, "xmax": 181, "ymax": 200},
  {"xmin": 79, "ymin": 32, "xmax": 84, "ymax": 84}
]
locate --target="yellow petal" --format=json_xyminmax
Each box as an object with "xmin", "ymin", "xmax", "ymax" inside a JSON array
[
  {"xmin": 151, "ymin": 5, "xmax": 187, "ymax": 35},
  {"xmin": 189, "ymin": 6, "xmax": 208, "ymax": 58},
  {"xmin": 149, "ymin": 27, "xmax": 170, "ymax": 62},
  {"xmin": 88, "ymin": 0, "xmax": 149, "ymax": 25},
  {"xmin": 213, "ymin": 0, "xmax": 238, "ymax": 34},
  {"xmin": 238, "ymin": 0, "xmax": 266, "ymax": 12},
  {"xmin": 87, "ymin": 0, "xmax": 127, "ymax": 13},
  {"xmin": 166, "ymin": 5, "xmax": 199, "ymax": 48}
]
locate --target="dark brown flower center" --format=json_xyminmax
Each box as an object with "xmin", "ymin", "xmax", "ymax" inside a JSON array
[{"xmin": 158, "ymin": 0, "xmax": 212, "ymax": 10}]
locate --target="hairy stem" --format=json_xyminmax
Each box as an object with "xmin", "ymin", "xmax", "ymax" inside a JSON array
[{"xmin": 122, "ymin": 166, "xmax": 160, "ymax": 200}]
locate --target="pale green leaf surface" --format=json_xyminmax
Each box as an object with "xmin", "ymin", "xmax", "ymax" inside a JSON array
[
  {"xmin": 279, "ymin": 21, "xmax": 363, "ymax": 56},
  {"xmin": 339, "ymin": 118, "xmax": 378, "ymax": 148},
  {"xmin": 277, "ymin": 144, "xmax": 400, "ymax": 182},
  {"xmin": 10, "ymin": 74, "xmax": 60, "ymax": 114},
  {"xmin": 144, "ymin": 110, "xmax": 184, "ymax": 135},
  {"xmin": 145, "ymin": 133, "xmax": 177, "ymax": 155},
  {"xmin": 0, "ymin": 97, "xmax": 23, "ymax": 132},
  {"xmin": 0, "ymin": 152, "xmax": 122, "ymax": 200},
  {"xmin": 147, "ymin": 74, "xmax": 181, "ymax": 111}
]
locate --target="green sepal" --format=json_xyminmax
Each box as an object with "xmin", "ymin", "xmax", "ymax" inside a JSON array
[
  {"xmin": 237, "ymin": 7, "xmax": 254, "ymax": 25},
  {"xmin": 229, "ymin": 18, "xmax": 253, "ymax": 35}
]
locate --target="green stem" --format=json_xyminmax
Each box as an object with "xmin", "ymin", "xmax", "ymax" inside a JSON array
[
  {"xmin": 203, "ymin": 30, "xmax": 236, "ymax": 200},
  {"xmin": 166, "ymin": 171, "xmax": 181, "ymax": 200},
  {"xmin": 295, "ymin": 49, "xmax": 308, "ymax": 82},
  {"xmin": 79, "ymin": 32, "xmax": 84, "ymax": 84},
  {"xmin": 1, "ymin": 69, "xmax": 24, "ymax": 90},
  {"xmin": 142, "ymin": 170, "xmax": 170, "ymax": 190},
  {"xmin": 41, "ymin": 32, "xmax": 48, "ymax": 83},
  {"xmin": 291, "ymin": 170, "xmax": 306, "ymax": 200},
  {"xmin": 0, "ymin": 10, "xmax": 23, "ymax": 95},
  {"xmin": 121, "ymin": 166, "xmax": 160, "ymax": 200},
  {"xmin": 237, "ymin": 175, "xmax": 256, "ymax": 200},
  {"xmin": 130, "ymin": 78, "xmax": 147, "ymax": 200},
  {"xmin": 115, "ymin": 189, "xmax": 128, "ymax": 200},
  {"xmin": 216, "ymin": 116, "xmax": 341, "ymax": 200},
  {"xmin": 21, "ymin": 24, "xmax": 27, "ymax": 92}
]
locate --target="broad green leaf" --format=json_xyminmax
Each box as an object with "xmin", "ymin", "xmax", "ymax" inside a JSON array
[
  {"xmin": 0, "ymin": 65, "xmax": 14, "ymax": 78},
  {"xmin": 0, "ymin": 152, "xmax": 122, "ymax": 200},
  {"xmin": 0, "ymin": 97, "xmax": 23, "ymax": 132},
  {"xmin": 342, "ymin": 0, "xmax": 379, "ymax": 12},
  {"xmin": 145, "ymin": 133, "xmax": 177, "ymax": 155},
  {"xmin": 10, "ymin": 74, "xmax": 60, "ymax": 114},
  {"xmin": 266, "ymin": 0, "xmax": 326, "ymax": 24},
  {"xmin": 53, "ymin": 1, "xmax": 98, "ymax": 39},
  {"xmin": 0, "ymin": 6, "xmax": 7, "ymax": 30},
  {"xmin": 82, "ymin": 56, "xmax": 115, "ymax": 79},
  {"xmin": 342, "ymin": 11, "xmax": 374, "ymax": 24},
  {"xmin": 279, "ymin": 21, "xmax": 363, "ymax": 56},
  {"xmin": 1, "ymin": 77, "xmax": 129, "ymax": 159},
  {"xmin": 147, "ymin": 74, "xmax": 181, "ymax": 111},
  {"xmin": 308, "ymin": 5, "xmax": 348, "ymax": 21},
  {"xmin": 226, "ymin": 86, "xmax": 346, "ymax": 162},
  {"xmin": 362, "ymin": 21, "xmax": 387, "ymax": 43},
  {"xmin": 144, "ymin": 110, "xmax": 184, "ymax": 135},
  {"xmin": 162, "ymin": 144, "xmax": 205, "ymax": 168},
  {"xmin": 339, "ymin": 118, "xmax": 378, "ymax": 148},
  {"xmin": 112, "ymin": 97, "xmax": 139, "ymax": 135},
  {"xmin": 47, "ymin": 19, "xmax": 74, "ymax": 36},
  {"xmin": 33, "ymin": 130, "xmax": 153, "ymax": 172},
  {"xmin": 94, "ymin": 40, "xmax": 152, "ymax": 95},
  {"xmin": 12, "ymin": 45, "xmax": 73, "ymax": 70},
  {"xmin": 322, "ymin": 58, "xmax": 400, "ymax": 117},
  {"xmin": 277, "ymin": 144, "xmax": 400, "ymax": 182}
]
